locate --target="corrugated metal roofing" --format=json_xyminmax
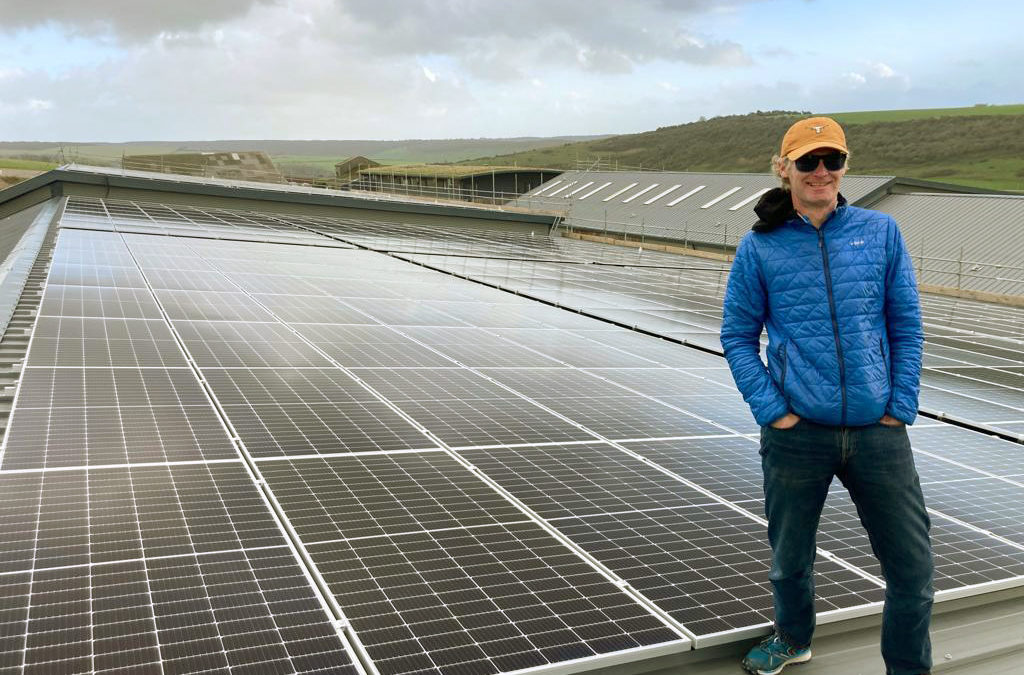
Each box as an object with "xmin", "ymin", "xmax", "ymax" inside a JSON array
[
  {"xmin": 513, "ymin": 171, "xmax": 894, "ymax": 247},
  {"xmin": 873, "ymin": 192, "xmax": 1024, "ymax": 296}
]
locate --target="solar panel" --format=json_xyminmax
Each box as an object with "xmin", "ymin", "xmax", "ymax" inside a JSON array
[
  {"xmin": 813, "ymin": 490, "xmax": 1024, "ymax": 592},
  {"xmin": 175, "ymin": 320, "xmax": 335, "ymax": 367},
  {"xmin": 455, "ymin": 442, "xmax": 719, "ymax": 519},
  {"xmin": 3, "ymin": 406, "xmax": 234, "ymax": 472},
  {"xmin": 46, "ymin": 261, "xmax": 148, "ymax": 288},
  {"xmin": 620, "ymin": 437, "xmax": 766, "ymax": 505},
  {"xmin": 27, "ymin": 316, "xmax": 188, "ymax": 368},
  {"xmin": 5, "ymin": 195, "xmax": 1024, "ymax": 674},
  {"xmin": 550, "ymin": 504, "xmax": 884, "ymax": 638},
  {"xmin": 1, "ymin": 548, "xmax": 362, "ymax": 674},
  {"xmin": 258, "ymin": 451, "xmax": 529, "ymax": 541},
  {"xmin": 156, "ymin": 289, "xmax": 278, "ymax": 322},
  {"xmin": 40, "ymin": 284, "xmax": 163, "ymax": 319},
  {"xmin": 309, "ymin": 522, "xmax": 683, "ymax": 675},
  {"xmin": 293, "ymin": 324, "xmax": 461, "ymax": 368},
  {"xmin": 0, "ymin": 462, "xmax": 283, "ymax": 572}
]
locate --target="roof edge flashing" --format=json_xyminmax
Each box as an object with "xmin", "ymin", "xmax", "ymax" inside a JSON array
[{"xmin": 6, "ymin": 167, "xmax": 560, "ymax": 228}]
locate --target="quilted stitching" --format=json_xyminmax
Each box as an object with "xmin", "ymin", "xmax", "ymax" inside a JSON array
[{"xmin": 721, "ymin": 204, "xmax": 923, "ymax": 427}]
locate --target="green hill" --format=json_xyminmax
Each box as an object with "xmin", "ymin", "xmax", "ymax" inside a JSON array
[
  {"xmin": 462, "ymin": 106, "xmax": 1024, "ymax": 192},
  {"xmin": 0, "ymin": 137, "xmax": 608, "ymax": 178}
]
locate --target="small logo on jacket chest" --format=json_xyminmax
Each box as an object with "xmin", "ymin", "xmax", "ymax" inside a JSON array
[{"xmin": 850, "ymin": 239, "xmax": 865, "ymax": 247}]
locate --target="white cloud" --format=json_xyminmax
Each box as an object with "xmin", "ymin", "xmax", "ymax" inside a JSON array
[
  {"xmin": 870, "ymin": 62, "xmax": 896, "ymax": 78},
  {"xmin": 841, "ymin": 61, "xmax": 909, "ymax": 91},
  {"xmin": 0, "ymin": 0, "xmax": 275, "ymax": 41},
  {"xmin": 0, "ymin": 0, "xmax": 1017, "ymax": 141},
  {"xmin": 843, "ymin": 72, "xmax": 867, "ymax": 86}
]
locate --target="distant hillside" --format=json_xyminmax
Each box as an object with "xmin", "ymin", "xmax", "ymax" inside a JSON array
[
  {"xmin": 463, "ymin": 106, "xmax": 1024, "ymax": 192},
  {"xmin": 0, "ymin": 136, "xmax": 608, "ymax": 178}
]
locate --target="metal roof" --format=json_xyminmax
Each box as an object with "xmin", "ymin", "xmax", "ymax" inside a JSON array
[
  {"xmin": 360, "ymin": 165, "xmax": 550, "ymax": 178},
  {"xmin": 873, "ymin": 192, "xmax": 1024, "ymax": 296},
  {"xmin": 512, "ymin": 170, "xmax": 895, "ymax": 247}
]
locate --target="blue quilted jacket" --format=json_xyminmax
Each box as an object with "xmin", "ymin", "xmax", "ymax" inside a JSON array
[{"xmin": 721, "ymin": 190, "xmax": 923, "ymax": 427}]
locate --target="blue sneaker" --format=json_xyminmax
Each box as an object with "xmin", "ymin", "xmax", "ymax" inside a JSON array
[{"xmin": 741, "ymin": 633, "xmax": 812, "ymax": 675}]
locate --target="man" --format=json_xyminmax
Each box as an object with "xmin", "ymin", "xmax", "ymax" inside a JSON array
[{"xmin": 720, "ymin": 116, "xmax": 933, "ymax": 675}]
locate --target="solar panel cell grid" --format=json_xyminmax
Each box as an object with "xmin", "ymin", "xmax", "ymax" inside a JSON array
[
  {"xmin": 526, "ymin": 395, "xmax": 726, "ymax": 440},
  {"xmin": 27, "ymin": 316, "xmax": 188, "ymax": 368},
  {"xmin": 175, "ymin": 321, "xmax": 334, "ymax": 368},
  {"xmin": 618, "ymin": 437, "xmax": 764, "ymax": 504},
  {"xmin": 46, "ymin": 262, "xmax": 148, "ymax": 288},
  {"xmin": 351, "ymin": 369, "xmax": 522, "ymax": 403},
  {"xmin": 293, "ymin": 325, "xmax": 459, "ymax": 368},
  {"xmin": 813, "ymin": 491, "xmax": 1024, "ymax": 591},
  {"xmin": 309, "ymin": 522, "xmax": 681, "ymax": 675},
  {"xmin": 221, "ymin": 401, "xmax": 437, "ymax": 457},
  {"xmin": 921, "ymin": 478, "xmax": 1024, "ymax": 544},
  {"xmin": 156, "ymin": 289, "xmax": 277, "ymax": 322},
  {"xmin": 203, "ymin": 367, "xmax": 382, "ymax": 407},
  {"xmin": 226, "ymin": 273, "xmax": 332, "ymax": 296},
  {"xmin": 40, "ymin": 284, "xmax": 164, "ymax": 320},
  {"xmin": 143, "ymin": 267, "xmax": 241, "ymax": 292},
  {"xmin": 0, "ymin": 549, "xmax": 361, "ymax": 675},
  {"xmin": 549, "ymin": 505, "xmax": 884, "ymax": 637},
  {"xmin": 425, "ymin": 342, "xmax": 561, "ymax": 368},
  {"xmin": 2, "ymin": 403, "xmax": 238, "ymax": 469},
  {"xmin": 475, "ymin": 368, "xmax": 640, "ymax": 400},
  {"xmin": 341, "ymin": 299, "xmax": 475, "ymax": 327},
  {"xmin": 455, "ymin": 443, "xmax": 720, "ymax": 519},
  {"xmin": 251, "ymin": 294, "xmax": 378, "ymax": 324},
  {"xmin": 0, "ymin": 462, "xmax": 283, "ymax": 573},
  {"xmin": 259, "ymin": 452, "xmax": 528, "ymax": 542},
  {"xmin": 15, "ymin": 367, "xmax": 211, "ymax": 409},
  {"xmin": 381, "ymin": 397, "xmax": 598, "ymax": 449}
]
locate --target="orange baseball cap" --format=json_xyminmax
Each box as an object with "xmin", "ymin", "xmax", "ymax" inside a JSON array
[{"xmin": 780, "ymin": 116, "xmax": 848, "ymax": 160}]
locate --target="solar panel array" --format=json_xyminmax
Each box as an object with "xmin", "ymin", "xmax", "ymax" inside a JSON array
[
  {"xmin": 388, "ymin": 252, "xmax": 1024, "ymax": 442},
  {"xmin": 2, "ymin": 195, "xmax": 1023, "ymax": 674}
]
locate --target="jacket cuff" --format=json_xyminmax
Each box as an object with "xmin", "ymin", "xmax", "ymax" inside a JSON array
[
  {"xmin": 885, "ymin": 402, "xmax": 917, "ymax": 426},
  {"xmin": 754, "ymin": 400, "xmax": 790, "ymax": 428}
]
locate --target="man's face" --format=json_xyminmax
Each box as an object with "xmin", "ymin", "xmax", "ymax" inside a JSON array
[{"xmin": 783, "ymin": 148, "xmax": 846, "ymax": 213}]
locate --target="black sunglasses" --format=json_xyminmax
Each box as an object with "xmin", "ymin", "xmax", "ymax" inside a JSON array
[{"xmin": 794, "ymin": 152, "xmax": 847, "ymax": 172}]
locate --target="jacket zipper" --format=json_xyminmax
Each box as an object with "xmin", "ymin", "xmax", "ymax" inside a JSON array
[
  {"xmin": 778, "ymin": 342, "xmax": 790, "ymax": 408},
  {"xmin": 778, "ymin": 342, "xmax": 788, "ymax": 391},
  {"xmin": 818, "ymin": 228, "xmax": 847, "ymax": 425},
  {"xmin": 881, "ymin": 337, "xmax": 892, "ymax": 389}
]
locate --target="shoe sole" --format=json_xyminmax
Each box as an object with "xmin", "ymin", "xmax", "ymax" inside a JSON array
[{"xmin": 742, "ymin": 650, "xmax": 812, "ymax": 675}]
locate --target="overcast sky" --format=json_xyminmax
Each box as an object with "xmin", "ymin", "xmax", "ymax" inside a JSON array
[{"xmin": 1, "ymin": 0, "xmax": 1021, "ymax": 141}]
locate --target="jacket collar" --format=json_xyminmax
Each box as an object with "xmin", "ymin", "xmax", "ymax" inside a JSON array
[{"xmin": 752, "ymin": 188, "xmax": 847, "ymax": 232}]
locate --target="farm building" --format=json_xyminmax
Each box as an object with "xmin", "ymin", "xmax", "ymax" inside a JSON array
[
  {"xmin": 122, "ymin": 150, "xmax": 283, "ymax": 183},
  {"xmin": 354, "ymin": 165, "xmax": 562, "ymax": 204}
]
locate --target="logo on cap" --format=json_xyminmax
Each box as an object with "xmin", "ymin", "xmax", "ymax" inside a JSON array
[{"xmin": 811, "ymin": 125, "xmax": 824, "ymax": 134}]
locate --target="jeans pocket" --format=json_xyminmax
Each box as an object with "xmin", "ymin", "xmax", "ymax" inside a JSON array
[{"xmin": 773, "ymin": 418, "xmax": 805, "ymax": 432}]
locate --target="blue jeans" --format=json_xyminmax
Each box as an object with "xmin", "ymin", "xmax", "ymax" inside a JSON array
[{"xmin": 760, "ymin": 419, "xmax": 934, "ymax": 675}]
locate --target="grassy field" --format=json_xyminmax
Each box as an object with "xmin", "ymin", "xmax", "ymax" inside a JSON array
[
  {"xmin": 900, "ymin": 157, "xmax": 1024, "ymax": 192},
  {"xmin": 460, "ymin": 106, "xmax": 1024, "ymax": 192},
  {"xmin": 829, "ymin": 103, "xmax": 1024, "ymax": 125},
  {"xmin": 0, "ymin": 137, "xmax": 606, "ymax": 176},
  {"xmin": 5, "ymin": 105, "xmax": 1022, "ymax": 190},
  {"xmin": 0, "ymin": 158, "xmax": 58, "ymax": 171}
]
